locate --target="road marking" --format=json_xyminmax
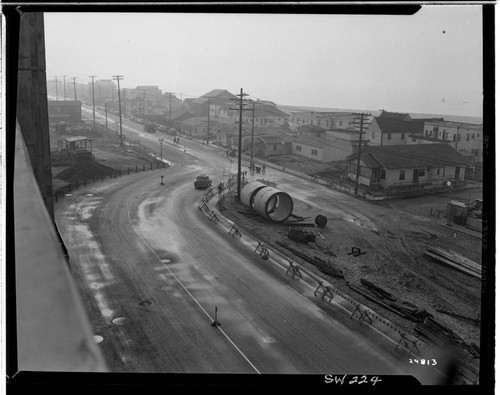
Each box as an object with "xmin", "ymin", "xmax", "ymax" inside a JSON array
[{"xmin": 127, "ymin": 206, "xmax": 261, "ymax": 374}]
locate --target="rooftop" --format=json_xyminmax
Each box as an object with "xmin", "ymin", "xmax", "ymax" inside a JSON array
[{"xmin": 347, "ymin": 143, "xmax": 468, "ymax": 169}]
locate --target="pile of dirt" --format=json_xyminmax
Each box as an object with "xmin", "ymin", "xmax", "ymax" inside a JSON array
[
  {"xmin": 55, "ymin": 161, "xmax": 118, "ymax": 183},
  {"xmin": 218, "ymin": 195, "xmax": 481, "ymax": 382}
]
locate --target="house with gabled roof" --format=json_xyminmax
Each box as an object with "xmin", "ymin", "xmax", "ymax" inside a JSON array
[
  {"xmin": 291, "ymin": 135, "xmax": 353, "ymax": 162},
  {"xmin": 346, "ymin": 143, "xmax": 468, "ymax": 193},
  {"xmin": 377, "ymin": 110, "xmax": 412, "ymax": 121},
  {"xmin": 366, "ymin": 117, "xmax": 424, "ymax": 146},
  {"xmin": 185, "ymin": 89, "xmax": 238, "ymax": 116},
  {"xmin": 179, "ymin": 117, "xmax": 217, "ymax": 139}
]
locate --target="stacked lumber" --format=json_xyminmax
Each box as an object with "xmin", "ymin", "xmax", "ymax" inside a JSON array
[
  {"xmin": 349, "ymin": 279, "xmax": 431, "ymax": 323},
  {"xmin": 360, "ymin": 279, "xmax": 396, "ymax": 301},
  {"xmin": 415, "ymin": 316, "xmax": 463, "ymax": 348},
  {"xmin": 424, "ymin": 246, "xmax": 481, "ymax": 279},
  {"xmin": 275, "ymin": 241, "xmax": 344, "ymax": 279}
]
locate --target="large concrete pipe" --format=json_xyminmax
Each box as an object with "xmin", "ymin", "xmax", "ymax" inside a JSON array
[
  {"xmin": 240, "ymin": 181, "xmax": 268, "ymax": 208},
  {"xmin": 253, "ymin": 187, "xmax": 294, "ymax": 223},
  {"xmin": 240, "ymin": 181, "xmax": 294, "ymax": 222}
]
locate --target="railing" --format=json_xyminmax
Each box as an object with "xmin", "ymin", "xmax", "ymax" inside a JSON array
[{"xmin": 13, "ymin": 122, "xmax": 108, "ymax": 372}]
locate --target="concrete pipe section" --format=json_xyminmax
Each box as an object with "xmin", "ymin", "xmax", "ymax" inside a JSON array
[{"xmin": 240, "ymin": 181, "xmax": 294, "ymax": 223}]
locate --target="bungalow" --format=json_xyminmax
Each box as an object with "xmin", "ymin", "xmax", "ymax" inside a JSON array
[
  {"xmin": 289, "ymin": 111, "xmax": 363, "ymax": 131},
  {"xmin": 291, "ymin": 135, "xmax": 352, "ymax": 162},
  {"xmin": 408, "ymin": 120, "xmax": 483, "ymax": 164},
  {"xmin": 346, "ymin": 143, "xmax": 468, "ymax": 192},
  {"xmin": 366, "ymin": 117, "xmax": 424, "ymax": 146},
  {"xmin": 296, "ymin": 124, "xmax": 327, "ymax": 139},
  {"xmin": 179, "ymin": 117, "xmax": 216, "ymax": 139},
  {"xmin": 242, "ymin": 135, "xmax": 288, "ymax": 158}
]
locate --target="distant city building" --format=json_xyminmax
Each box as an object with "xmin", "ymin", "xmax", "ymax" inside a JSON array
[
  {"xmin": 288, "ymin": 111, "xmax": 363, "ymax": 131},
  {"xmin": 47, "ymin": 100, "xmax": 82, "ymax": 124}
]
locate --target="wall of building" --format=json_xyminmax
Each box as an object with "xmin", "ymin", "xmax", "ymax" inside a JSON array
[{"xmin": 16, "ymin": 12, "xmax": 54, "ymax": 217}]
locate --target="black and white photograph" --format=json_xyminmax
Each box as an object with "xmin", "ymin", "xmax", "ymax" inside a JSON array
[{"xmin": 3, "ymin": 2, "xmax": 494, "ymax": 393}]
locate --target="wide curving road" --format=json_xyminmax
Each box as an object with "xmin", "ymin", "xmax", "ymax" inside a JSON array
[{"xmin": 55, "ymin": 119, "xmax": 415, "ymax": 376}]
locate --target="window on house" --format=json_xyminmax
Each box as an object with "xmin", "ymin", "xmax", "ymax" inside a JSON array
[
  {"xmin": 296, "ymin": 145, "xmax": 302, "ymax": 152},
  {"xmin": 380, "ymin": 169, "xmax": 386, "ymax": 180},
  {"xmin": 453, "ymin": 135, "xmax": 456, "ymax": 141},
  {"xmin": 273, "ymin": 144, "xmax": 277, "ymax": 151},
  {"xmin": 418, "ymin": 168, "xmax": 425, "ymax": 177},
  {"xmin": 437, "ymin": 169, "xmax": 441, "ymax": 175},
  {"xmin": 399, "ymin": 170, "xmax": 405, "ymax": 180},
  {"xmin": 472, "ymin": 133, "xmax": 475, "ymax": 139},
  {"xmin": 466, "ymin": 134, "xmax": 470, "ymax": 141},
  {"xmin": 401, "ymin": 132, "xmax": 405, "ymax": 140},
  {"xmin": 387, "ymin": 132, "xmax": 392, "ymax": 140},
  {"xmin": 311, "ymin": 149, "xmax": 318, "ymax": 156}
]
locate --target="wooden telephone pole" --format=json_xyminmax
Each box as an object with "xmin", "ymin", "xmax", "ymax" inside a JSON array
[
  {"xmin": 72, "ymin": 77, "xmax": 77, "ymax": 101},
  {"xmin": 89, "ymin": 75, "xmax": 97, "ymax": 130},
  {"xmin": 352, "ymin": 113, "xmax": 371, "ymax": 196},
  {"xmin": 113, "ymin": 75, "xmax": 124, "ymax": 147},
  {"xmin": 230, "ymin": 89, "xmax": 249, "ymax": 200}
]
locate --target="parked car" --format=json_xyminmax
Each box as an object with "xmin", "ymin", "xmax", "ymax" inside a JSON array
[{"xmin": 194, "ymin": 174, "xmax": 212, "ymax": 189}]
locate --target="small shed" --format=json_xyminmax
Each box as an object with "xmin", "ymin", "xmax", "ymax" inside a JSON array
[{"xmin": 65, "ymin": 136, "xmax": 92, "ymax": 153}]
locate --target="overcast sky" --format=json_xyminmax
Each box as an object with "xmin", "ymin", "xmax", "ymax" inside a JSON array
[{"xmin": 44, "ymin": 6, "xmax": 483, "ymax": 117}]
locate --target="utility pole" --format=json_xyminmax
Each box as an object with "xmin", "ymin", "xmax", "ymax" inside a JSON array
[
  {"xmin": 230, "ymin": 88, "xmax": 249, "ymax": 201},
  {"xmin": 72, "ymin": 77, "xmax": 77, "ymax": 101},
  {"xmin": 105, "ymin": 101, "xmax": 108, "ymax": 132},
  {"xmin": 54, "ymin": 76, "xmax": 59, "ymax": 100},
  {"xmin": 62, "ymin": 75, "xmax": 67, "ymax": 100},
  {"xmin": 455, "ymin": 125, "xmax": 460, "ymax": 150},
  {"xmin": 140, "ymin": 89, "xmax": 147, "ymax": 119},
  {"xmin": 159, "ymin": 138, "xmax": 164, "ymax": 163},
  {"xmin": 352, "ymin": 112, "xmax": 371, "ymax": 196},
  {"xmin": 113, "ymin": 75, "xmax": 124, "ymax": 147},
  {"xmin": 206, "ymin": 96, "xmax": 211, "ymax": 145},
  {"xmin": 169, "ymin": 92, "xmax": 172, "ymax": 122},
  {"xmin": 123, "ymin": 88, "xmax": 127, "ymax": 117},
  {"xmin": 244, "ymin": 100, "xmax": 257, "ymax": 165},
  {"xmin": 89, "ymin": 75, "xmax": 97, "ymax": 130}
]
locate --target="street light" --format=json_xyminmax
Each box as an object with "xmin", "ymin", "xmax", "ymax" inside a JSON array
[
  {"xmin": 159, "ymin": 138, "xmax": 164, "ymax": 163},
  {"xmin": 446, "ymin": 180, "xmax": 452, "ymax": 226}
]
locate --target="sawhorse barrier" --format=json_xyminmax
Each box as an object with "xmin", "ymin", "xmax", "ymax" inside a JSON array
[
  {"xmin": 286, "ymin": 262, "xmax": 302, "ymax": 279},
  {"xmin": 228, "ymin": 225, "xmax": 242, "ymax": 239},
  {"xmin": 395, "ymin": 332, "xmax": 419, "ymax": 355},
  {"xmin": 255, "ymin": 241, "xmax": 270, "ymax": 260},
  {"xmin": 208, "ymin": 210, "xmax": 220, "ymax": 223},
  {"xmin": 204, "ymin": 188, "xmax": 215, "ymax": 199},
  {"xmin": 314, "ymin": 281, "xmax": 334, "ymax": 302},
  {"xmin": 347, "ymin": 246, "xmax": 367, "ymax": 257},
  {"xmin": 350, "ymin": 305, "xmax": 373, "ymax": 325}
]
